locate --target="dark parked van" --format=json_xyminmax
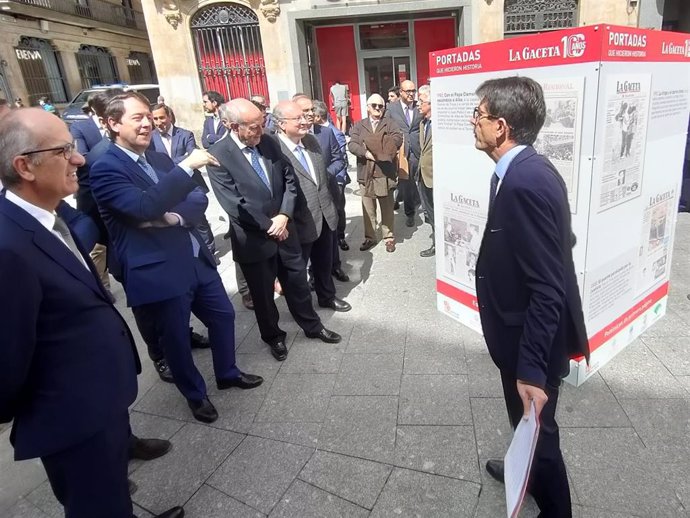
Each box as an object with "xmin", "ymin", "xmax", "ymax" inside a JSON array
[{"xmin": 61, "ymin": 83, "xmax": 159, "ymax": 126}]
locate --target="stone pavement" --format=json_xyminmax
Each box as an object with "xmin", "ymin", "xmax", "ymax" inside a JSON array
[{"xmin": 1, "ymin": 177, "xmax": 689, "ymax": 518}]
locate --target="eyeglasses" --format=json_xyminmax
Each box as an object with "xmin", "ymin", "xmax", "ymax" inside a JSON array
[
  {"xmin": 369, "ymin": 104, "xmax": 384, "ymax": 110},
  {"xmin": 251, "ymin": 100, "xmax": 267, "ymax": 111},
  {"xmin": 402, "ymin": 89, "xmax": 417, "ymax": 94},
  {"xmin": 21, "ymin": 141, "xmax": 77, "ymax": 160},
  {"xmin": 280, "ymin": 115, "xmax": 309, "ymax": 122},
  {"xmin": 420, "ymin": 100, "xmax": 431, "ymax": 105},
  {"xmin": 472, "ymin": 106, "xmax": 498, "ymax": 123}
]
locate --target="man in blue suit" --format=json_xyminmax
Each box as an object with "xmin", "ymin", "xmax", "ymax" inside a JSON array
[
  {"xmin": 0, "ymin": 108, "xmax": 182, "ymax": 518},
  {"xmin": 91, "ymin": 92, "xmax": 263, "ymax": 424},
  {"xmin": 472, "ymin": 76, "xmax": 589, "ymax": 518},
  {"xmin": 201, "ymin": 90, "xmax": 227, "ymax": 149}
]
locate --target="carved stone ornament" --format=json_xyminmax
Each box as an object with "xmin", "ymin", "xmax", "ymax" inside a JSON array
[
  {"xmin": 259, "ymin": 0, "xmax": 280, "ymax": 23},
  {"xmin": 162, "ymin": 1, "xmax": 182, "ymax": 29}
]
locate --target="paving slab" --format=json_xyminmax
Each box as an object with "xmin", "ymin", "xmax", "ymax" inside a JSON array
[
  {"xmin": 469, "ymin": 397, "xmax": 512, "ymax": 460},
  {"xmin": 318, "ymin": 396, "xmax": 398, "ymax": 464},
  {"xmin": 131, "ymin": 423, "xmax": 244, "ymax": 514},
  {"xmin": 298, "ymin": 450, "xmax": 392, "ymax": 510},
  {"xmin": 3, "ymin": 498, "xmax": 51, "ymax": 518},
  {"xmin": 208, "ymin": 436, "xmax": 313, "ymax": 515},
  {"xmin": 248, "ymin": 422, "xmax": 321, "ymax": 449},
  {"xmin": 24, "ymin": 481, "xmax": 61, "ymax": 518},
  {"xmin": 183, "ymin": 484, "xmax": 265, "ymax": 518},
  {"xmin": 399, "ymin": 374, "xmax": 471, "ymax": 425},
  {"xmin": 279, "ymin": 342, "xmax": 345, "ymax": 374},
  {"xmin": 404, "ymin": 329, "xmax": 466, "ymax": 375},
  {"xmin": 346, "ymin": 319, "xmax": 408, "ymax": 355},
  {"xmin": 556, "ymin": 374, "xmax": 631, "ymax": 428},
  {"xmin": 639, "ymin": 335, "xmax": 690, "ymax": 375},
  {"xmin": 466, "ymin": 354, "xmax": 503, "ymax": 397},
  {"xmin": 369, "ymin": 467, "xmax": 480, "ymax": 518},
  {"xmin": 255, "ymin": 373, "xmax": 336, "ymax": 423},
  {"xmin": 333, "ymin": 353, "xmax": 403, "ymax": 395},
  {"xmin": 269, "ymin": 479, "xmax": 370, "ymax": 518}
]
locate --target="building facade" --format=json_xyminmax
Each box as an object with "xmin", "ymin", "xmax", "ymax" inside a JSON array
[
  {"xmin": 0, "ymin": 0, "xmax": 155, "ymax": 107},
  {"xmin": 139, "ymin": 1, "xmax": 682, "ymax": 130}
]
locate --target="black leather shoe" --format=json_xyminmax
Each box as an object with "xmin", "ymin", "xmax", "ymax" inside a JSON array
[
  {"xmin": 187, "ymin": 398, "xmax": 218, "ymax": 423},
  {"xmin": 270, "ymin": 340, "xmax": 288, "ymax": 361},
  {"xmin": 154, "ymin": 506, "xmax": 185, "ymax": 518},
  {"xmin": 338, "ymin": 239, "xmax": 349, "ymax": 251},
  {"xmin": 420, "ymin": 245, "xmax": 435, "ymax": 257},
  {"xmin": 332, "ymin": 267, "xmax": 350, "ymax": 282},
  {"xmin": 360, "ymin": 239, "xmax": 376, "ymax": 251},
  {"xmin": 485, "ymin": 459, "xmax": 505, "ymax": 484},
  {"xmin": 241, "ymin": 293, "xmax": 254, "ymax": 310},
  {"xmin": 319, "ymin": 298, "xmax": 352, "ymax": 312},
  {"xmin": 217, "ymin": 372, "xmax": 264, "ymax": 390},
  {"xmin": 154, "ymin": 359, "xmax": 174, "ymax": 383},
  {"xmin": 305, "ymin": 328, "xmax": 342, "ymax": 343},
  {"xmin": 129, "ymin": 437, "xmax": 172, "ymax": 461},
  {"xmin": 190, "ymin": 329, "xmax": 210, "ymax": 349},
  {"xmin": 405, "ymin": 215, "xmax": 415, "ymax": 227}
]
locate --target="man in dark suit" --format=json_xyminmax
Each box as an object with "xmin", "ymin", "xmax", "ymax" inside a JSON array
[
  {"xmin": 384, "ymin": 79, "xmax": 423, "ymax": 227},
  {"xmin": 201, "ymin": 90, "xmax": 227, "ymax": 149},
  {"xmin": 472, "ymin": 76, "xmax": 589, "ymax": 518},
  {"xmin": 0, "ymin": 108, "xmax": 182, "ymax": 518},
  {"xmin": 207, "ymin": 99, "xmax": 342, "ymax": 362},
  {"xmin": 150, "ymin": 102, "xmax": 216, "ymax": 258},
  {"xmin": 273, "ymin": 100, "xmax": 351, "ymax": 312},
  {"xmin": 91, "ymin": 92, "xmax": 263, "ymax": 424}
]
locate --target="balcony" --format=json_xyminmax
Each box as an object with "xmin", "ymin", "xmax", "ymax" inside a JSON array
[{"xmin": 2, "ymin": 0, "xmax": 148, "ymax": 35}]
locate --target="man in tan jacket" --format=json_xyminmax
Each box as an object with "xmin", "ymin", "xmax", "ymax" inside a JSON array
[
  {"xmin": 417, "ymin": 85, "xmax": 435, "ymax": 257},
  {"xmin": 348, "ymin": 94, "xmax": 403, "ymax": 253}
]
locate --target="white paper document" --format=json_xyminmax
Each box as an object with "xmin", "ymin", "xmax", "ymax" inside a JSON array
[{"xmin": 504, "ymin": 400, "xmax": 540, "ymax": 518}]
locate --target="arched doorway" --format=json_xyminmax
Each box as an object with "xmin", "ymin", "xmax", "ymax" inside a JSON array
[{"xmin": 191, "ymin": 3, "xmax": 269, "ymax": 102}]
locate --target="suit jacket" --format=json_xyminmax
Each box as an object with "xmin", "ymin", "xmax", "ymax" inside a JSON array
[
  {"xmin": 312, "ymin": 124, "xmax": 346, "ymax": 182},
  {"xmin": 149, "ymin": 126, "xmax": 209, "ymax": 192},
  {"xmin": 324, "ymin": 123, "xmax": 351, "ymax": 185},
  {"xmin": 206, "ymin": 134, "xmax": 299, "ymax": 263},
  {"xmin": 201, "ymin": 116, "xmax": 227, "ymax": 149},
  {"xmin": 418, "ymin": 118, "xmax": 433, "ymax": 188},
  {"xmin": 384, "ymin": 100, "xmax": 423, "ymax": 171},
  {"xmin": 475, "ymin": 147, "xmax": 589, "ymax": 388},
  {"xmin": 348, "ymin": 118, "xmax": 403, "ymax": 185},
  {"xmin": 276, "ymin": 133, "xmax": 338, "ymax": 244},
  {"xmin": 70, "ymin": 117, "xmax": 103, "ymax": 158},
  {"xmin": 0, "ymin": 194, "xmax": 140, "ymax": 460},
  {"xmin": 90, "ymin": 143, "xmax": 213, "ymax": 307}
]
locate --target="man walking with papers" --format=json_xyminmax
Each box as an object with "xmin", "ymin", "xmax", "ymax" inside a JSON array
[{"xmin": 471, "ymin": 76, "xmax": 589, "ymax": 517}]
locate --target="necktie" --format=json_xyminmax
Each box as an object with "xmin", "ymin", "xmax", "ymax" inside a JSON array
[
  {"xmin": 425, "ymin": 119, "xmax": 432, "ymax": 142},
  {"xmin": 295, "ymin": 145, "xmax": 310, "ymax": 173},
  {"xmin": 137, "ymin": 156, "xmax": 159, "ymax": 183},
  {"xmin": 53, "ymin": 216, "xmax": 86, "ymax": 267},
  {"xmin": 488, "ymin": 172, "xmax": 499, "ymax": 213},
  {"xmin": 405, "ymin": 106, "xmax": 412, "ymax": 125},
  {"xmin": 246, "ymin": 147, "xmax": 270, "ymax": 189},
  {"xmin": 138, "ymin": 156, "xmax": 200, "ymax": 257}
]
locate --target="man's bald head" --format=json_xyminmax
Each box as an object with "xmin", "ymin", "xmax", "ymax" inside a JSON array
[
  {"xmin": 400, "ymin": 80, "xmax": 417, "ymax": 105},
  {"xmin": 219, "ymin": 98, "xmax": 264, "ymax": 147}
]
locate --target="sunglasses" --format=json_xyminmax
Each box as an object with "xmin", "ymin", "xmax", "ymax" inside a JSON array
[
  {"xmin": 369, "ymin": 104, "xmax": 384, "ymax": 110},
  {"xmin": 402, "ymin": 89, "xmax": 417, "ymax": 94}
]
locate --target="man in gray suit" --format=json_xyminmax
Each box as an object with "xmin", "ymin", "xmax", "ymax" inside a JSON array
[{"xmin": 273, "ymin": 101, "xmax": 351, "ymax": 313}]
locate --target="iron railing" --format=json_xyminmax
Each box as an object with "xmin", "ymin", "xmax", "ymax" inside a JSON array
[
  {"xmin": 11, "ymin": 0, "xmax": 145, "ymax": 31},
  {"xmin": 505, "ymin": 0, "xmax": 577, "ymax": 34}
]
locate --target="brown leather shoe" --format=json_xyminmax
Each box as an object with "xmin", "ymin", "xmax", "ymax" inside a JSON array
[
  {"xmin": 241, "ymin": 293, "xmax": 254, "ymax": 310},
  {"xmin": 359, "ymin": 239, "xmax": 376, "ymax": 251}
]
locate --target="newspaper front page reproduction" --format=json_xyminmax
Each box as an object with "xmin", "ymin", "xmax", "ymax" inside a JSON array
[{"xmin": 442, "ymin": 191, "xmax": 486, "ymax": 289}]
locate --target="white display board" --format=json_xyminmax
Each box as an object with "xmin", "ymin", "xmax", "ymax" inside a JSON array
[{"xmin": 430, "ymin": 25, "xmax": 690, "ymax": 385}]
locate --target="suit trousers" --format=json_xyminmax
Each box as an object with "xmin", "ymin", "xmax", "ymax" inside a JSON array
[
  {"xmin": 195, "ymin": 214, "xmax": 216, "ymax": 255},
  {"xmin": 500, "ymin": 373, "xmax": 572, "ymax": 518},
  {"xmin": 134, "ymin": 258, "xmax": 241, "ymax": 401},
  {"xmin": 240, "ymin": 246, "xmax": 322, "ymax": 345},
  {"xmin": 362, "ymin": 191, "xmax": 395, "ymax": 242},
  {"xmin": 41, "ymin": 411, "xmax": 132, "ymax": 518},
  {"xmin": 301, "ymin": 221, "xmax": 337, "ymax": 305},
  {"xmin": 398, "ymin": 157, "xmax": 421, "ymax": 217},
  {"xmin": 331, "ymin": 182, "xmax": 347, "ymax": 270},
  {"xmin": 235, "ymin": 262, "xmax": 250, "ymax": 296},
  {"xmin": 418, "ymin": 179, "xmax": 434, "ymax": 232},
  {"xmin": 89, "ymin": 243, "xmax": 110, "ymax": 289}
]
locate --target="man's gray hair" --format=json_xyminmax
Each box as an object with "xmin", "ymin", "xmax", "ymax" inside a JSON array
[
  {"xmin": 312, "ymin": 100, "xmax": 328, "ymax": 119},
  {"xmin": 418, "ymin": 85, "xmax": 431, "ymax": 98},
  {"xmin": 0, "ymin": 111, "xmax": 39, "ymax": 188},
  {"xmin": 271, "ymin": 103, "xmax": 290, "ymax": 133},
  {"xmin": 218, "ymin": 102, "xmax": 242, "ymax": 125}
]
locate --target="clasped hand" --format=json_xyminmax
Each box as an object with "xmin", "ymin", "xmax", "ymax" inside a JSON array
[{"xmin": 267, "ymin": 214, "xmax": 289, "ymax": 241}]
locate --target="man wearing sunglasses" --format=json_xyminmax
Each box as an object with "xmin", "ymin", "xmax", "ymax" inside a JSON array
[
  {"xmin": 0, "ymin": 108, "xmax": 184, "ymax": 517},
  {"xmin": 472, "ymin": 76, "xmax": 588, "ymax": 518},
  {"xmin": 384, "ymin": 79, "xmax": 423, "ymax": 227}
]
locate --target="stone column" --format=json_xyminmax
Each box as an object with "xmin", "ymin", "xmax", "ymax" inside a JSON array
[
  {"xmin": 53, "ymin": 40, "xmax": 84, "ymax": 99},
  {"xmin": 578, "ymin": 0, "xmax": 638, "ymax": 27},
  {"xmin": 470, "ymin": 0, "xmax": 503, "ymax": 44}
]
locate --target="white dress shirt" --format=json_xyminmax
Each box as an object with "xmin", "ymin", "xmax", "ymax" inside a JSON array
[
  {"xmin": 278, "ymin": 133, "xmax": 317, "ymax": 185},
  {"xmin": 230, "ymin": 131, "xmax": 270, "ymax": 188}
]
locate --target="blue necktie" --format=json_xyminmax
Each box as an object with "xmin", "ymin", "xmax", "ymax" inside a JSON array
[
  {"xmin": 247, "ymin": 147, "xmax": 270, "ymax": 189},
  {"xmin": 488, "ymin": 172, "xmax": 499, "ymax": 213},
  {"xmin": 295, "ymin": 145, "xmax": 310, "ymax": 172},
  {"xmin": 138, "ymin": 155, "xmax": 200, "ymax": 257}
]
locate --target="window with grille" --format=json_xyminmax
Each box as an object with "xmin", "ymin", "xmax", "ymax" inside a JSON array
[
  {"xmin": 76, "ymin": 44, "xmax": 119, "ymax": 89},
  {"xmin": 127, "ymin": 51, "xmax": 157, "ymax": 84},
  {"xmin": 505, "ymin": 0, "xmax": 578, "ymax": 35},
  {"xmin": 14, "ymin": 36, "xmax": 68, "ymax": 105}
]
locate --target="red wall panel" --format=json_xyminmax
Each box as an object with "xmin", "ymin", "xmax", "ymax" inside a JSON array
[
  {"xmin": 414, "ymin": 18, "xmax": 457, "ymax": 87},
  {"xmin": 315, "ymin": 25, "xmax": 361, "ymax": 122}
]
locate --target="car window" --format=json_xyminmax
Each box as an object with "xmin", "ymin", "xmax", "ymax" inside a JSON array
[
  {"xmin": 135, "ymin": 88, "xmax": 160, "ymax": 105},
  {"xmin": 71, "ymin": 90, "xmax": 98, "ymax": 104}
]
